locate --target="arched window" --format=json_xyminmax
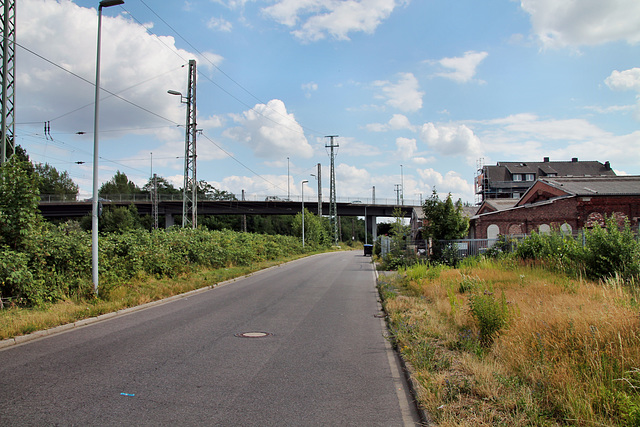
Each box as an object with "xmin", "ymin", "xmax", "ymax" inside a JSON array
[
  {"xmin": 560, "ymin": 223, "xmax": 572, "ymax": 235},
  {"xmin": 539, "ymin": 224, "xmax": 551, "ymax": 234},
  {"xmin": 487, "ymin": 224, "xmax": 500, "ymax": 240}
]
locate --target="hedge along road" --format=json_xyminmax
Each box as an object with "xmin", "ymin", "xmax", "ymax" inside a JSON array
[{"xmin": 0, "ymin": 251, "xmax": 422, "ymax": 426}]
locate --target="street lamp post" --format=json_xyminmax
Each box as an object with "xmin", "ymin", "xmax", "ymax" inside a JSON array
[
  {"xmin": 92, "ymin": 0, "xmax": 123, "ymax": 296},
  {"xmin": 301, "ymin": 180, "xmax": 308, "ymax": 247}
]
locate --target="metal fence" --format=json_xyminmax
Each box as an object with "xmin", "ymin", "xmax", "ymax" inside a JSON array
[{"xmin": 437, "ymin": 238, "xmax": 500, "ymax": 258}]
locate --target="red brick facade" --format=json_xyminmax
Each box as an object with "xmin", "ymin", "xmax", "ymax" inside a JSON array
[{"xmin": 472, "ymin": 195, "xmax": 640, "ymax": 239}]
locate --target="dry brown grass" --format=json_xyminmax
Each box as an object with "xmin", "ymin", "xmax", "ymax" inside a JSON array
[{"xmin": 380, "ymin": 258, "xmax": 640, "ymax": 426}]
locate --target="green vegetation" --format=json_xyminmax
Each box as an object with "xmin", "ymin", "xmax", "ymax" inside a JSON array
[
  {"xmin": 380, "ymin": 258, "xmax": 640, "ymax": 426},
  {"xmin": 513, "ymin": 216, "xmax": 640, "ymax": 282},
  {"xmin": 378, "ymin": 213, "xmax": 640, "ymax": 425}
]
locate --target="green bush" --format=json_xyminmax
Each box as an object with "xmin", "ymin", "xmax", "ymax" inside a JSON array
[
  {"xmin": 582, "ymin": 217, "xmax": 640, "ymax": 281},
  {"xmin": 0, "ymin": 224, "xmax": 307, "ymax": 307},
  {"xmin": 469, "ymin": 288, "xmax": 511, "ymax": 347}
]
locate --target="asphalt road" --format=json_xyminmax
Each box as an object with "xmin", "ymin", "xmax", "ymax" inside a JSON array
[{"xmin": 0, "ymin": 251, "xmax": 422, "ymax": 426}]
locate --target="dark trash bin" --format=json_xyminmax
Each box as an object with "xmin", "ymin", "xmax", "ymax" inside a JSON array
[{"xmin": 363, "ymin": 244, "xmax": 373, "ymax": 256}]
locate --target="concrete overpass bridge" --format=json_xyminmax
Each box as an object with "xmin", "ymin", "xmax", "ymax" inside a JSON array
[{"xmin": 38, "ymin": 194, "xmax": 421, "ymax": 241}]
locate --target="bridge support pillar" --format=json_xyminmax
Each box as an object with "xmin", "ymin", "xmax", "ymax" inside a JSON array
[
  {"xmin": 165, "ymin": 214, "xmax": 175, "ymax": 228},
  {"xmin": 365, "ymin": 215, "xmax": 377, "ymax": 244}
]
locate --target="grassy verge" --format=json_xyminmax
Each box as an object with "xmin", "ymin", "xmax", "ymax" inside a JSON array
[
  {"xmin": 378, "ymin": 258, "xmax": 640, "ymax": 426},
  {"xmin": 0, "ymin": 253, "xmax": 314, "ymax": 340}
]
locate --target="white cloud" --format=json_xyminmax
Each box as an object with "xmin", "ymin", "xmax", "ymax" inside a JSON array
[
  {"xmin": 366, "ymin": 113, "xmax": 415, "ymax": 132},
  {"xmin": 373, "ymin": 73, "xmax": 424, "ymax": 112},
  {"xmin": 469, "ymin": 114, "xmax": 640, "ymax": 175},
  {"xmin": 419, "ymin": 122, "xmax": 482, "ymax": 163},
  {"xmin": 336, "ymin": 137, "xmax": 381, "ymax": 157},
  {"xmin": 396, "ymin": 137, "xmax": 417, "ymax": 159},
  {"xmin": 606, "ymin": 68, "xmax": 640, "ymax": 91},
  {"xmin": 417, "ymin": 168, "xmax": 473, "ymax": 201},
  {"xmin": 263, "ymin": 0, "xmax": 408, "ymax": 42},
  {"xmin": 302, "ymin": 81, "xmax": 318, "ymax": 98},
  {"xmin": 17, "ymin": 0, "xmax": 220, "ymax": 141},
  {"xmin": 606, "ymin": 68, "xmax": 640, "ymax": 120},
  {"xmin": 207, "ymin": 16, "xmax": 233, "ymax": 32},
  {"xmin": 224, "ymin": 99, "xmax": 313, "ymax": 159},
  {"xmin": 435, "ymin": 51, "xmax": 488, "ymax": 83},
  {"xmin": 520, "ymin": 0, "xmax": 640, "ymax": 48}
]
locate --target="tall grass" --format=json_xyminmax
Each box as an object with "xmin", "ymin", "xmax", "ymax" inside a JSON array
[{"xmin": 380, "ymin": 257, "xmax": 640, "ymax": 425}]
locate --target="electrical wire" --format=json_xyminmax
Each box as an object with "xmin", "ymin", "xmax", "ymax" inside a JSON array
[{"xmin": 135, "ymin": 0, "xmax": 330, "ymax": 140}]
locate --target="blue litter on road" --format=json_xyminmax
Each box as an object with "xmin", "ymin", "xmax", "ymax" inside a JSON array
[{"xmin": 120, "ymin": 393, "xmax": 135, "ymax": 397}]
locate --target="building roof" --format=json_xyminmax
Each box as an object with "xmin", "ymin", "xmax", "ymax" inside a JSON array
[
  {"xmin": 480, "ymin": 198, "xmax": 519, "ymax": 213},
  {"xmin": 484, "ymin": 159, "xmax": 615, "ymax": 180},
  {"xmin": 537, "ymin": 176, "xmax": 640, "ymax": 197}
]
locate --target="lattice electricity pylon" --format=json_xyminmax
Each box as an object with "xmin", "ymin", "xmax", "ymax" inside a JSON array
[
  {"xmin": 325, "ymin": 135, "xmax": 339, "ymax": 245},
  {"xmin": 182, "ymin": 59, "xmax": 197, "ymax": 228},
  {"xmin": 0, "ymin": 0, "xmax": 16, "ymax": 165}
]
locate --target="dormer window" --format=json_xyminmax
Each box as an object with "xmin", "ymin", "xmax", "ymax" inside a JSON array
[
  {"xmin": 513, "ymin": 174, "xmax": 523, "ymax": 181},
  {"xmin": 526, "ymin": 174, "xmax": 535, "ymax": 181}
]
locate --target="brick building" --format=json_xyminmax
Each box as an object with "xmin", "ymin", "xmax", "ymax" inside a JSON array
[{"xmin": 470, "ymin": 176, "xmax": 640, "ymax": 239}]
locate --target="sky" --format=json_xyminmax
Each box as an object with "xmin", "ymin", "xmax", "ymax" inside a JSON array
[{"xmin": 13, "ymin": 0, "xmax": 640, "ymax": 206}]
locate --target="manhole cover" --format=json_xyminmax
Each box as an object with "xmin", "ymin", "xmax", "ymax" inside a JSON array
[{"xmin": 235, "ymin": 332, "xmax": 272, "ymax": 338}]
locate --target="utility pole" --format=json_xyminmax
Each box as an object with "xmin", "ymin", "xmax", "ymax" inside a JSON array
[
  {"xmin": 325, "ymin": 135, "xmax": 339, "ymax": 245},
  {"xmin": 241, "ymin": 189, "xmax": 247, "ymax": 232},
  {"xmin": 316, "ymin": 162, "xmax": 322, "ymax": 216},
  {"xmin": 400, "ymin": 164, "xmax": 404, "ymax": 205},
  {"xmin": 181, "ymin": 60, "xmax": 197, "ymax": 228},
  {"xmin": 372, "ymin": 186, "xmax": 375, "ymax": 204},
  {"xmin": 395, "ymin": 184, "xmax": 402, "ymax": 205},
  {"xmin": 1, "ymin": 0, "xmax": 16, "ymax": 164},
  {"xmin": 152, "ymin": 173, "xmax": 159, "ymax": 229}
]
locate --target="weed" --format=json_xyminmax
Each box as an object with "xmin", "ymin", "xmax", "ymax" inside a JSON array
[{"xmin": 469, "ymin": 289, "xmax": 511, "ymax": 347}]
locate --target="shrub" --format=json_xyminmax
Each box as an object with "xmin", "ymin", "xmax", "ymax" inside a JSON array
[
  {"xmin": 469, "ymin": 288, "xmax": 511, "ymax": 347},
  {"xmin": 583, "ymin": 216, "xmax": 640, "ymax": 281}
]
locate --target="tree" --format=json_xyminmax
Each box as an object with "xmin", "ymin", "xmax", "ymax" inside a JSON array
[
  {"xmin": 421, "ymin": 190, "xmax": 469, "ymax": 241},
  {"xmin": 421, "ymin": 190, "xmax": 469, "ymax": 264},
  {"xmin": 142, "ymin": 176, "xmax": 180, "ymax": 195},
  {"xmin": 99, "ymin": 171, "xmax": 142, "ymax": 196},
  {"xmin": 0, "ymin": 155, "xmax": 41, "ymax": 250},
  {"xmin": 100, "ymin": 204, "xmax": 142, "ymax": 234},
  {"xmin": 197, "ymin": 181, "xmax": 237, "ymax": 201},
  {"xmin": 292, "ymin": 209, "xmax": 331, "ymax": 248},
  {"xmin": 34, "ymin": 163, "xmax": 79, "ymax": 200}
]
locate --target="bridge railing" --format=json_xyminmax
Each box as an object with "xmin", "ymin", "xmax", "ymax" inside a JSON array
[{"xmin": 40, "ymin": 193, "xmax": 422, "ymax": 206}]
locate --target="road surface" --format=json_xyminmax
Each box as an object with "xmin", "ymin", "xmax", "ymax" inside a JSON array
[{"xmin": 0, "ymin": 251, "xmax": 422, "ymax": 426}]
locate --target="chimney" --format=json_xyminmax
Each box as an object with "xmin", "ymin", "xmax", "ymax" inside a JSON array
[
  {"xmin": 543, "ymin": 157, "xmax": 549, "ymax": 162},
  {"xmin": 571, "ymin": 157, "xmax": 578, "ymax": 162},
  {"xmin": 604, "ymin": 161, "xmax": 611, "ymax": 170}
]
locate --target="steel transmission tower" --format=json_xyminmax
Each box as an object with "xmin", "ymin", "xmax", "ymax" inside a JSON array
[
  {"xmin": 325, "ymin": 135, "xmax": 339, "ymax": 245},
  {"xmin": 0, "ymin": 0, "xmax": 16, "ymax": 165},
  {"xmin": 182, "ymin": 59, "xmax": 197, "ymax": 228}
]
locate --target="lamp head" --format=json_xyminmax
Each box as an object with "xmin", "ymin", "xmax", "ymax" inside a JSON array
[
  {"xmin": 167, "ymin": 90, "xmax": 182, "ymax": 96},
  {"xmin": 99, "ymin": 0, "xmax": 124, "ymax": 9},
  {"xmin": 302, "ymin": 180, "xmax": 308, "ymax": 184}
]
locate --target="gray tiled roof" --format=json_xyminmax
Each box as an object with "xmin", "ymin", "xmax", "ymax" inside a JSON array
[
  {"xmin": 540, "ymin": 176, "xmax": 640, "ymax": 196},
  {"xmin": 490, "ymin": 160, "xmax": 615, "ymax": 178}
]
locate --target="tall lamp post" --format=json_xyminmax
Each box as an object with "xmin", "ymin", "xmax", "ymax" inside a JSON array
[
  {"xmin": 301, "ymin": 180, "xmax": 308, "ymax": 247},
  {"xmin": 92, "ymin": 0, "xmax": 123, "ymax": 296}
]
